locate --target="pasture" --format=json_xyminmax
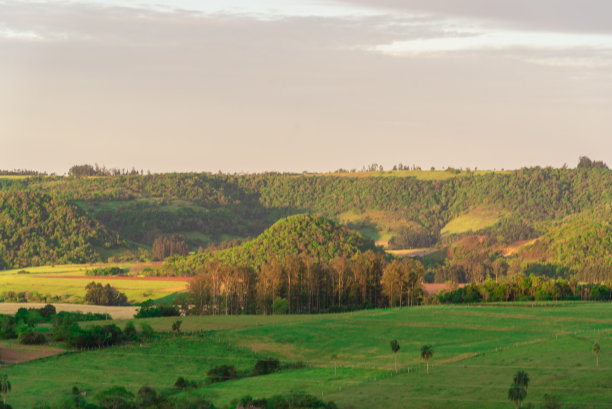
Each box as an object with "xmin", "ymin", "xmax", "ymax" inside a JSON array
[
  {"xmin": 441, "ymin": 207, "xmax": 507, "ymax": 236},
  {"xmin": 0, "ymin": 263, "xmax": 188, "ymax": 304},
  {"xmin": 2, "ymin": 303, "xmax": 611, "ymax": 409}
]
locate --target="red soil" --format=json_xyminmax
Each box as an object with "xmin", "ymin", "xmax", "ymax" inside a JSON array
[{"xmin": 0, "ymin": 343, "xmax": 65, "ymax": 364}]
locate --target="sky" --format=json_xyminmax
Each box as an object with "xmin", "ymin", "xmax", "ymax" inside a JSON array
[{"xmin": 2, "ymin": 0, "xmax": 612, "ymax": 174}]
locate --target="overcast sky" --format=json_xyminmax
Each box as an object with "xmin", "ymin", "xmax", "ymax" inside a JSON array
[{"xmin": 2, "ymin": 0, "xmax": 611, "ymax": 173}]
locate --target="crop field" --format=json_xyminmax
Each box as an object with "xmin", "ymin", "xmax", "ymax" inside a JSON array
[
  {"xmin": 0, "ymin": 264, "xmax": 189, "ymax": 303},
  {"xmin": 2, "ymin": 303, "xmax": 611, "ymax": 409}
]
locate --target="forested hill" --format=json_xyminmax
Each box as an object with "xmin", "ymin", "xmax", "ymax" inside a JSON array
[
  {"xmin": 0, "ymin": 191, "xmax": 122, "ymax": 268},
  {"xmin": 1, "ymin": 163, "xmax": 611, "ymax": 280},
  {"xmin": 162, "ymin": 214, "xmax": 377, "ymax": 274}
]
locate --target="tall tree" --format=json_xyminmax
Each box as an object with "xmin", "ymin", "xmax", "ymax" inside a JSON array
[
  {"xmin": 593, "ymin": 342, "xmax": 601, "ymax": 368},
  {"xmin": 390, "ymin": 339, "xmax": 400, "ymax": 373}
]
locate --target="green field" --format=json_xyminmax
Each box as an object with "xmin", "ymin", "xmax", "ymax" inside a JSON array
[
  {"xmin": 0, "ymin": 264, "xmax": 187, "ymax": 303},
  {"xmin": 2, "ymin": 303, "xmax": 611, "ymax": 409}
]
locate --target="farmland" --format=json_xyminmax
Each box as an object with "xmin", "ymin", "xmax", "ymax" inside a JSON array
[
  {"xmin": 2, "ymin": 303, "xmax": 611, "ymax": 409},
  {"xmin": 0, "ymin": 264, "xmax": 188, "ymax": 304}
]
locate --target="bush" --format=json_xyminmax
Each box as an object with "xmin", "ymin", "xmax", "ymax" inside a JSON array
[
  {"xmin": 139, "ymin": 322, "xmax": 155, "ymax": 340},
  {"xmin": 207, "ymin": 364, "xmax": 238, "ymax": 383},
  {"xmin": 86, "ymin": 267, "xmax": 128, "ymax": 276},
  {"xmin": 174, "ymin": 376, "xmax": 197, "ymax": 390},
  {"xmin": 253, "ymin": 358, "xmax": 280, "ymax": 376},
  {"xmin": 85, "ymin": 282, "xmax": 128, "ymax": 306},
  {"xmin": 272, "ymin": 297, "xmax": 289, "ymax": 315},
  {"xmin": 135, "ymin": 300, "xmax": 180, "ymax": 318},
  {"xmin": 18, "ymin": 329, "xmax": 46, "ymax": 345},
  {"xmin": 123, "ymin": 321, "xmax": 139, "ymax": 340}
]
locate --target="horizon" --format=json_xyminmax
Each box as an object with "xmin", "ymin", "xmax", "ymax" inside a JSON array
[{"xmin": 3, "ymin": 0, "xmax": 612, "ymax": 174}]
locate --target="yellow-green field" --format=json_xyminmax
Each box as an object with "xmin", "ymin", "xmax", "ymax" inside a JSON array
[
  {"xmin": 441, "ymin": 207, "xmax": 507, "ymax": 235},
  {"xmin": 0, "ymin": 264, "xmax": 188, "ymax": 304}
]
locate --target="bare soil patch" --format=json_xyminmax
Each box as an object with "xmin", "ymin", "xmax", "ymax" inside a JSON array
[{"xmin": 0, "ymin": 343, "xmax": 65, "ymax": 364}]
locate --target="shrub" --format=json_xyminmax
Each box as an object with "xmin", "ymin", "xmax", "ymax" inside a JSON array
[
  {"xmin": 272, "ymin": 297, "xmax": 289, "ymax": 315},
  {"xmin": 207, "ymin": 364, "xmax": 238, "ymax": 383},
  {"xmin": 139, "ymin": 322, "xmax": 155, "ymax": 340},
  {"xmin": 18, "ymin": 329, "xmax": 46, "ymax": 345},
  {"xmin": 174, "ymin": 376, "xmax": 197, "ymax": 390},
  {"xmin": 253, "ymin": 358, "xmax": 280, "ymax": 376},
  {"xmin": 86, "ymin": 267, "xmax": 128, "ymax": 277},
  {"xmin": 135, "ymin": 300, "xmax": 180, "ymax": 318},
  {"xmin": 123, "ymin": 321, "xmax": 139, "ymax": 340}
]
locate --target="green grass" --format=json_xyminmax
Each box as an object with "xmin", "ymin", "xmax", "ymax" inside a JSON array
[
  {"xmin": 441, "ymin": 207, "xmax": 506, "ymax": 235},
  {"xmin": 3, "ymin": 303, "xmax": 612, "ymax": 409},
  {"xmin": 0, "ymin": 264, "xmax": 187, "ymax": 303}
]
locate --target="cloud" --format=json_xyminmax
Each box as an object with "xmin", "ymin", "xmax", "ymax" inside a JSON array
[
  {"xmin": 343, "ymin": 0, "xmax": 612, "ymax": 34},
  {"xmin": 1, "ymin": 1, "xmax": 611, "ymax": 173},
  {"xmin": 372, "ymin": 29, "xmax": 612, "ymax": 56}
]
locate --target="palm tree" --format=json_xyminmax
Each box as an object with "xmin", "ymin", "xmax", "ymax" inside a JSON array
[
  {"xmin": 331, "ymin": 354, "xmax": 338, "ymax": 378},
  {"xmin": 0, "ymin": 375, "xmax": 11, "ymax": 406},
  {"xmin": 508, "ymin": 383, "xmax": 526, "ymax": 409},
  {"xmin": 513, "ymin": 370, "xmax": 530, "ymax": 390},
  {"xmin": 593, "ymin": 342, "xmax": 601, "ymax": 368},
  {"xmin": 420, "ymin": 345, "xmax": 434, "ymax": 375},
  {"xmin": 390, "ymin": 339, "xmax": 400, "ymax": 373}
]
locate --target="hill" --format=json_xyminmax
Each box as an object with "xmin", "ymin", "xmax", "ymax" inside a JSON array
[
  {"xmin": 0, "ymin": 191, "xmax": 122, "ymax": 268},
  {"xmin": 1, "ymin": 164, "xmax": 612, "ymax": 281},
  {"xmin": 164, "ymin": 213, "xmax": 378, "ymax": 273}
]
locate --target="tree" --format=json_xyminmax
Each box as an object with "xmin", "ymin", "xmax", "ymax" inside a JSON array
[
  {"xmin": 152, "ymin": 234, "xmax": 188, "ymax": 261},
  {"xmin": 0, "ymin": 375, "xmax": 11, "ymax": 406},
  {"xmin": 593, "ymin": 342, "xmax": 601, "ymax": 368},
  {"xmin": 390, "ymin": 339, "xmax": 400, "ymax": 373},
  {"xmin": 420, "ymin": 345, "xmax": 434, "ymax": 375},
  {"xmin": 508, "ymin": 383, "xmax": 527, "ymax": 409},
  {"xmin": 513, "ymin": 370, "xmax": 530, "ymax": 390},
  {"xmin": 172, "ymin": 320, "xmax": 182, "ymax": 336},
  {"xmin": 331, "ymin": 354, "xmax": 338, "ymax": 378}
]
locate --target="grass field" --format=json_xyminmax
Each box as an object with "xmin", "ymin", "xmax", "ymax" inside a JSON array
[
  {"xmin": 0, "ymin": 264, "xmax": 188, "ymax": 304},
  {"xmin": 441, "ymin": 207, "xmax": 506, "ymax": 236},
  {"xmin": 2, "ymin": 303, "xmax": 611, "ymax": 409}
]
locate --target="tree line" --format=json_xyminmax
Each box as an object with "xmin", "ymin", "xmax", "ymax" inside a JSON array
[{"xmin": 180, "ymin": 251, "xmax": 425, "ymax": 315}]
